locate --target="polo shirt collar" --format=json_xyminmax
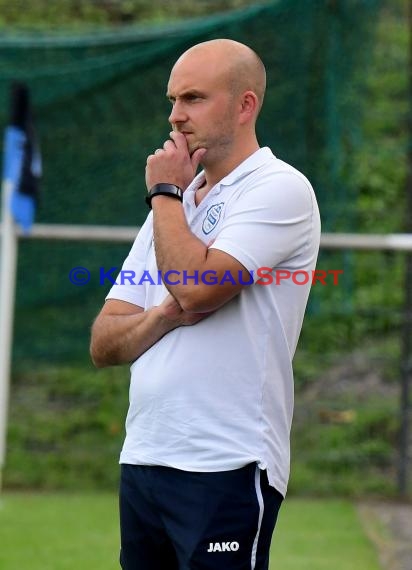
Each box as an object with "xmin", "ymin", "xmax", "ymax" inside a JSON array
[
  {"xmin": 217, "ymin": 146, "xmax": 274, "ymax": 187},
  {"xmin": 186, "ymin": 146, "xmax": 274, "ymax": 196}
]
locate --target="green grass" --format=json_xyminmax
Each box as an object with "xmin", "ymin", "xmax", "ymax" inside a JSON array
[
  {"xmin": 273, "ymin": 499, "xmax": 382, "ymax": 570},
  {"xmin": 0, "ymin": 493, "xmax": 120, "ymax": 570},
  {"xmin": 0, "ymin": 494, "xmax": 381, "ymax": 569}
]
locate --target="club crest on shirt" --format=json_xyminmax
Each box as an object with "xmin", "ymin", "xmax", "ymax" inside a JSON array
[{"xmin": 202, "ymin": 203, "xmax": 224, "ymax": 235}]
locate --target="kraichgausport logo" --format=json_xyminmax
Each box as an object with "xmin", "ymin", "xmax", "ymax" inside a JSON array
[{"xmin": 68, "ymin": 267, "xmax": 343, "ymax": 286}]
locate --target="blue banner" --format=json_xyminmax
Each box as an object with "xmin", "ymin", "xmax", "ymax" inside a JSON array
[{"xmin": 2, "ymin": 93, "xmax": 41, "ymax": 234}]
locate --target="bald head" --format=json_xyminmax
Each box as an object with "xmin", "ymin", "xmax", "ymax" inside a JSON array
[{"xmin": 173, "ymin": 39, "xmax": 266, "ymax": 116}]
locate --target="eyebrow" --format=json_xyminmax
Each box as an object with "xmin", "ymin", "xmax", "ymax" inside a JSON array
[{"xmin": 167, "ymin": 89, "xmax": 205, "ymax": 102}]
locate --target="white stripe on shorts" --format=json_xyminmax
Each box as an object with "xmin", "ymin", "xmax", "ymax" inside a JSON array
[{"xmin": 250, "ymin": 465, "xmax": 265, "ymax": 569}]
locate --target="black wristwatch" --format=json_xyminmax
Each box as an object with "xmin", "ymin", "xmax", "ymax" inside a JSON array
[{"xmin": 146, "ymin": 183, "xmax": 183, "ymax": 208}]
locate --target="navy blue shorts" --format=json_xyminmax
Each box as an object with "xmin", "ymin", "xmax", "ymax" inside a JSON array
[{"xmin": 119, "ymin": 462, "xmax": 283, "ymax": 570}]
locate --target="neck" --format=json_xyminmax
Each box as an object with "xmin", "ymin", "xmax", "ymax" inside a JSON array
[
  {"xmin": 202, "ymin": 136, "xmax": 260, "ymax": 190},
  {"xmin": 194, "ymin": 138, "xmax": 259, "ymax": 207}
]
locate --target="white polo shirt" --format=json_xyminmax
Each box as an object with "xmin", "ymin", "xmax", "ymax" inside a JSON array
[{"xmin": 106, "ymin": 147, "xmax": 320, "ymax": 497}]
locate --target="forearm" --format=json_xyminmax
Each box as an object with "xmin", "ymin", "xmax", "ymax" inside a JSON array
[
  {"xmin": 90, "ymin": 305, "xmax": 177, "ymax": 368},
  {"xmin": 153, "ymin": 197, "xmax": 207, "ymax": 275},
  {"xmin": 146, "ymin": 131, "xmax": 248, "ymax": 312},
  {"xmin": 152, "ymin": 197, "xmax": 247, "ymax": 312},
  {"xmin": 152, "ymin": 197, "xmax": 210, "ymax": 309}
]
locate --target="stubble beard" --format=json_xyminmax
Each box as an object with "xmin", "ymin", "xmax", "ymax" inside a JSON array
[
  {"xmin": 187, "ymin": 111, "xmax": 236, "ymax": 165},
  {"xmin": 200, "ymin": 133, "xmax": 234, "ymax": 167}
]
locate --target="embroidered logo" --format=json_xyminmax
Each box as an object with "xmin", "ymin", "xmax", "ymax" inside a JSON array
[
  {"xmin": 207, "ymin": 541, "xmax": 240, "ymax": 552},
  {"xmin": 202, "ymin": 203, "xmax": 224, "ymax": 235}
]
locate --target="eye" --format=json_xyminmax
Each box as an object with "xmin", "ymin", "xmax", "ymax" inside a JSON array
[{"xmin": 184, "ymin": 93, "xmax": 204, "ymax": 103}]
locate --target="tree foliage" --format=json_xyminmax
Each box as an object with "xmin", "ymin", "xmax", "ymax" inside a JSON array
[
  {"xmin": 0, "ymin": 0, "xmax": 257, "ymax": 29},
  {"xmin": 353, "ymin": 0, "xmax": 409, "ymax": 232}
]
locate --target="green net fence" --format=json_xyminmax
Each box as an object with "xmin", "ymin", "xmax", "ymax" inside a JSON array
[
  {"xmin": 0, "ymin": 0, "xmax": 380, "ymax": 365},
  {"xmin": 4, "ymin": 0, "xmax": 410, "ymax": 493}
]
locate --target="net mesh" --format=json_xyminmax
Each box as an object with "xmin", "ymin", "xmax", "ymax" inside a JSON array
[
  {"xmin": 0, "ymin": 0, "xmax": 380, "ymax": 364},
  {"xmin": 4, "ymin": 0, "xmax": 410, "ymax": 493}
]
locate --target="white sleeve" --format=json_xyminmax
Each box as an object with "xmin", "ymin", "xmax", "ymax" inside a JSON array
[
  {"xmin": 105, "ymin": 214, "xmax": 153, "ymax": 308},
  {"xmin": 209, "ymin": 172, "xmax": 318, "ymax": 279}
]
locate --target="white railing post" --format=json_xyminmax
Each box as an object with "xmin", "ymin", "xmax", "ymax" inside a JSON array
[{"xmin": 0, "ymin": 180, "xmax": 18, "ymax": 491}]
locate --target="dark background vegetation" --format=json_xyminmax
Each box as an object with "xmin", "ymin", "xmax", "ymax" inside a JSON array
[
  {"xmin": 0, "ymin": 0, "xmax": 267, "ymax": 28},
  {"xmin": 1, "ymin": 0, "xmax": 410, "ymax": 496}
]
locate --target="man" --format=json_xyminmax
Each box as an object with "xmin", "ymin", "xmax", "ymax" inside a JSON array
[{"xmin": 90, "ymin": 39, "xmax": 320, "ymax": 570}]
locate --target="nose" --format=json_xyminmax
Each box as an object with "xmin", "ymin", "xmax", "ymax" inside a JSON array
[{"xmin": 168, "ymin": 101, "xmax": 188, "ymax": 126}]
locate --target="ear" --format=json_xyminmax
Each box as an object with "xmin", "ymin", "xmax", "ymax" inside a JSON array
[{"xmin": 238, "ymin": 91, "xmax": 259, "ymax": 125}]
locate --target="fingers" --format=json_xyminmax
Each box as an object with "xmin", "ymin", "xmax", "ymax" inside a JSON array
[
  {"xmin": 146, "ymin": 132, "xmax": 204, "ymax": 190},
  {"xmin": 191, "ymin": 147, "xmax": 207, "ymax": 171},
  {"xmin": 151, "ymin": 137, "xmax": 183, "ymax": 158},
  {"xmin": 169, "ymin": 130, "xmax": 188, "ymax": 150},
  {"xmin": 163, "ymin": 139, "xmax": 175, "ymax": 152},
  {"xmin": 147, "ymin": 141, "xmax": 176, "ymax": 168},
  {"xmin": 154, "ymin": 139, "xmax": 174, "ymax": 155},
  {"xmin": 169, "ymin": 131, "xmax": 206, "ymax": 169}
]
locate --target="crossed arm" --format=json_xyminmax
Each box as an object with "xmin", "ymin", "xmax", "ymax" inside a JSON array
[
  {"xmin": 90, "ymin": 238, "xmax": 247, "ymax": 368},
  {"xmin": 90, "ymin": 242, "xmax": 243, "ymax": 368},
  {"xmin": 90, "ymin": 132, "xmax": 250, "ymax": 368},
  {"xmin": 90, "ymin": 295, "xmax": 211, "ymax": 368}
]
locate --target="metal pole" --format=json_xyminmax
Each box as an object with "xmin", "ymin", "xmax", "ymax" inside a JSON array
[
  {"xmin": 0, "ymin": 179, "xmax": 18, "ymax": 491},
  {"xmin": 398, "ymin": 0, "xmax": 412, "ymax": 497}
]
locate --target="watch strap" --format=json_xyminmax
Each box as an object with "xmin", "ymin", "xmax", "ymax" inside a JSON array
[{"xmin": 146, "ymin": 183, "xmax": 183, "ymax": 208}]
